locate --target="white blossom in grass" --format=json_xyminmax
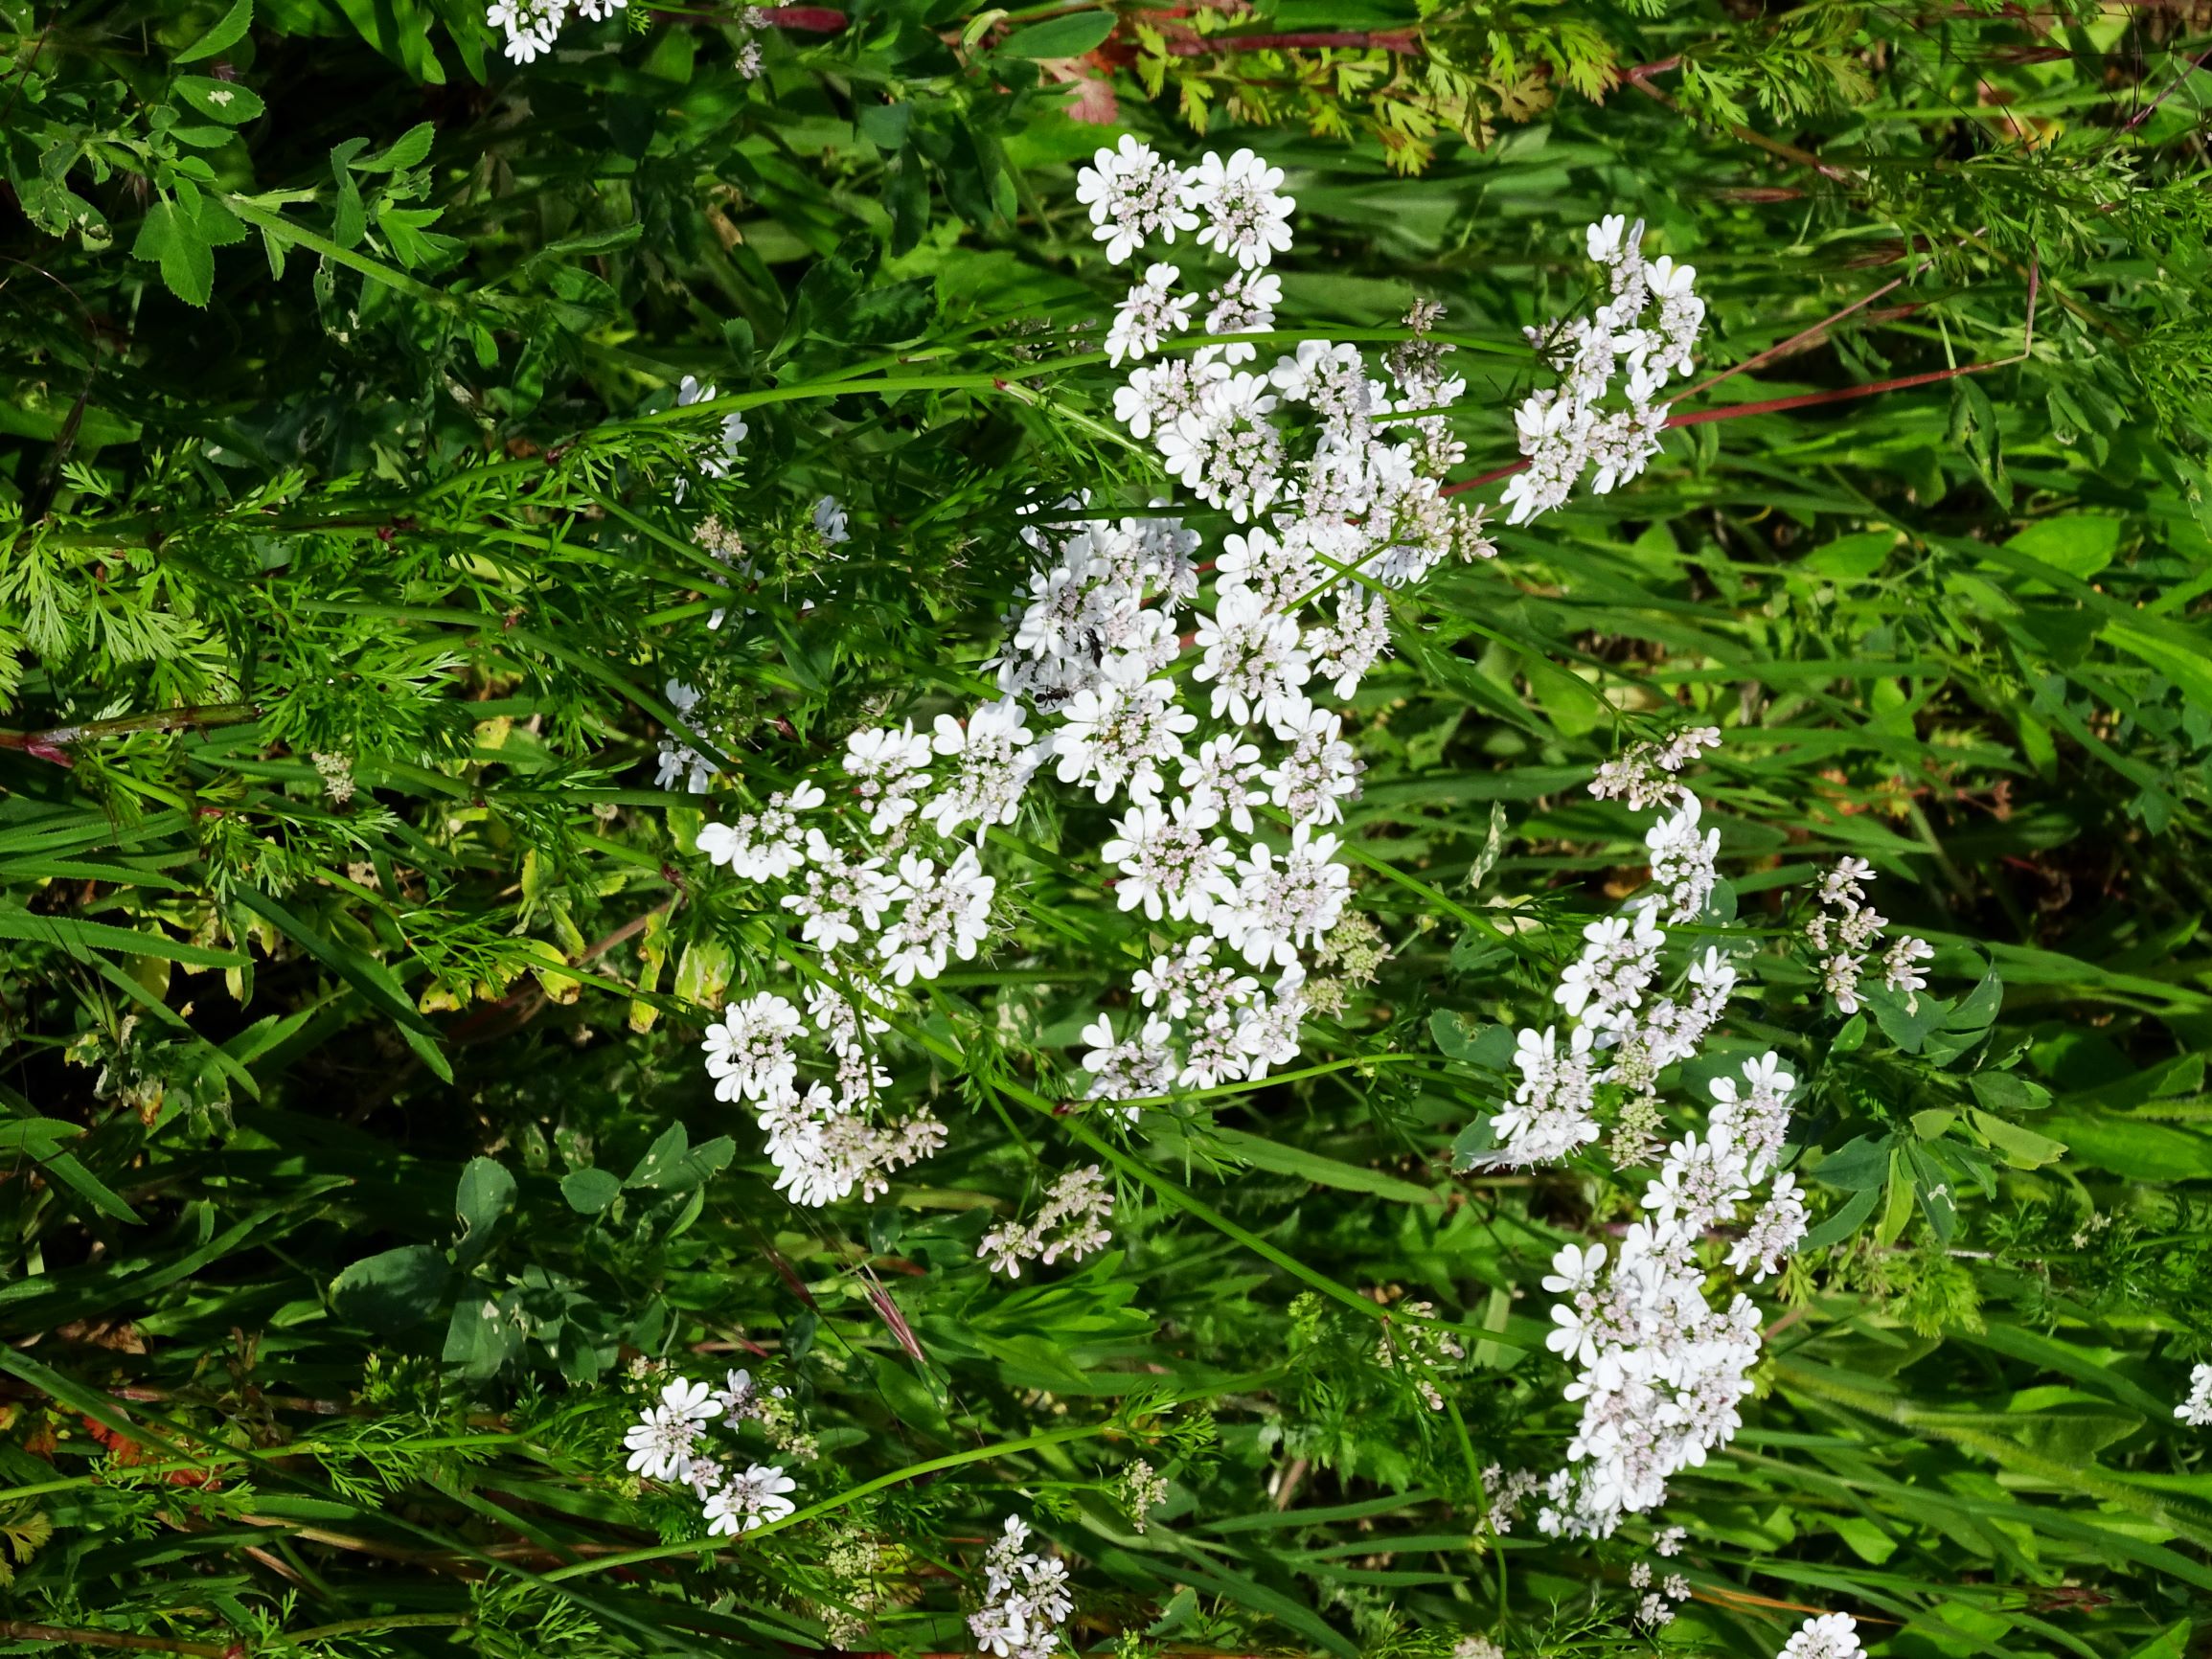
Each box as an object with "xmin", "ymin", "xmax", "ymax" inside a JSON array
[
  {"xmin": 1080, "ymin": 1011, "xmax": 1177, "ymax": 1108},
  {"xmin": 1542, "ymin": 1242, "xmax": 1608, "ymax": 1296},
  {"xmin": 1178, "ymin": 732, "xmax": 1266, "ymax": 833},
  {"xmin": 659, "ymin": 1375, "xmax": 723, "ymax": 1425},
  {"xmin": 622, "ymin": 1403, "xmax": 701, "ymax": 1482},
  {"xmin": 1645, "ymin": 792, "xmax": 1720, "ymax": 921},
  {"xmin": 844, "ymin": 721, "xmax": 931, "ymax": 834},
  {"xmin": 1234, "ymin": 966, "xmax": 1309, "ymax": 1079},
  {"xmin": 489, "ymin": 0, "xmax": 564, "ymax": 62},
  {"xmin": 674, "ymin": 374, "xmax": 749, "ymax": 483},
  {"xmin": 1216, "ymin": 824, "xmax": 1350, "ymax": 969},
  {"xmin": 1590, "ymin": 728, "xmax": 1719, "ymax": 810},
  {"xmin": 696, "ymin": 782, "xmax": 827, "ymax": 880},
  {"xmin": 812, "ymin": 495, "xmax": 852, "ymax": 545},
  {"xmin": 1488, "ymin": 1025, "xmax": 1600, "ymax": 1166},
  {"xmin": 1102, "ymin": 796, "xmax": 1237, "ymax": 922},
  {"xmin": 1051, "ymin": 656, "xmax": 1197, "ymax": 805},
  {"xmin": 703, "ymin": 992, "xmax": 804, "ymax": 1104},
  {"xmin": 806, "ymin": 978, "xmax": 891, "ymax": 1054},
  {"xmin": 2177, "ymin": 1363, "xmax": 2212, "ymax": 1428},
  {"xmin": 1707, "ymin": 1052, "xmax": 1796, "ymax": 1182},
  {"xmin": 1554, "ymin": 906, "xmax": 1666, "ymax": 1030},
  {"xmin": 1268, "ymin": 338, "xmax": 1372, "ymax": 439},
  {"xmin": 1156, "ymin": 373, "xmax": 1285, "ymax": 522},
  {"xmin": 655, "ymin": 680, "xmax": 716, "ymax": 793},
  {"xmin": 1498, "ymin": 390, "xmax": 1588, "ymax": 527},
  {"xmin": 1726, "ymin": 1173, "xmax": 1807, "ymax": 1282},
  {"xmin": 979, "ymin": 1170, "xmax": 1115, "ymax": 1278},
  {"xmin": 1214, "ymin": 524, "xmax": 1319, "ymax": 615},
  {"xmin": 1194, "ymin": 589, "xmax": 1312, "ymax": 727},
  {"xmin": 1778, "ymin": 1614, "xmax": 1863, "ymax": 1659},
  {"xmin": 710, "ymin": 1367, "xmax": 760, "ymax": 1420},
  {"xmin": 1106, "ymin": 263, "xmax": 1197, "ymax": 367},
  {"xmin": 925, "ymin": 697, "xmax": 1040, "ymax": 838},
  {"xmin": 703, "ymin": 1463, "xmax": 798, "ymax": 1535},
  {"xmin": 1113, "ymin": 352, "xmax": 1229, "ymax": 442},
  {"xmin": 1182, "ymin": 148, "xmax": 1295, "ymax": 268},
  {"xmin": 1203, "ymin": 268, "xmax": 1281, "ymax": 363},
  {"xmin": 780, "ymin": 832, "xmax": 897, "ymax": 951},
  {"xmin": 1818, "ymin": 856, "xmax": 1875, "ymax": 906},
  {"xmin": 1653, "ymin": 1525, "xmax": 1687, "ymax": 1557},
  {"xmin": 1263, "ymin": 699, "xmax": 1361, "ymax": 827},
  {"xmin": 1822, "ymin": 952, "xmax": 1866, "ymax": 1014},
  {"xmin": 1453, "ymin": 1639, "xmax": 1504, "ymax": 1659},
  {"xmin": 1641, "ymin": 1129, "xmax": 1751, "ymax": 1235},
  {"xmin": 878, "ymin": 848, "xmax": 995, "ymax": 985},
  {"xmin": 1641, "ymin": 256, "xmax": 1705, "ymax": 383},
  {"xmin": 1881, "ymin": 934, "xmax": 1935, "ymax": 1007},
  {"xmin": 1304, "ymin": 586, "xmax": 1393, "ymax": 698},
  {"xmin": 1076, "ymin": 134, "xmax": 1197, "ymax": 264}
]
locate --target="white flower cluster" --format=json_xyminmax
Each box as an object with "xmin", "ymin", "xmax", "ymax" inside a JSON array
[
  {"xmin": 1779, "ymin": 1613, "xmax": 1863, "ymax": 1659},
  {"xmin": 1500, "ymin": 215, "xmax": 1705, "ymax": 526},
  {"xmin": 1807, "ymin": 855, "xmax": 1935, "ymax": 1014},
  {"xmin": 677, "ymin": 148, "xmax": 1673, "ymax": 1231},
  {"xmin": 1629, "ymin": 1558, "xmax": 1694, "ymax": 1628},
  {"xmin": 620, "ymin": 1373, "xmax": 798, "ymax": 1536},
  {"xmin": 1466, "ymin": 738, "xmax": 1812, "ymax": 1537},
  {"xmin": 490, "ymin": 0, "xmax": 771, "ymax": 69},
  {"xmin": 2178, "ymin": 1362, "xmax": 2212, "ymax": 1427},
  {"xmin": 978, "ymin": 1165, "xmax": 1115, "ymax": 1277},
  {"xmin": 703, "ymin": 985, "xmax": 948, "ymax": 1207},
  {"xmin": 1479, "ymin": 1463, "xmax": 1541, "ymax": 1534},
  {"xmin": 968, "ymin": 1516, "xmax": 1075, "ymax": 1659},
  {"xmin": 656, "ymin": 679, "xmax": 717, "ymax": 794}
]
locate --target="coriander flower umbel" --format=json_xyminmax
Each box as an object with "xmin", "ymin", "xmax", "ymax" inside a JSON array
[
  {"xmin": 1554, "ymin": 906, "xmax": 1666, "ymax": 1030},
  {"xmin": 1215, "ymin": 823, "xmax": 1351, "ymax": 969},
  {"xmin": 1778, "ymin": 1614, "xmax": 1863, "ymax": 1659},
  {"xmin": 1050, "ymin": 654, "xmax": 1197, "ymax": 805},
  {"xmin": 1155, "ymin": 373, "xmax": 1286, "ymax": 522},
  {"xmin": 878, "ymin": 848, "xmax": 995, "ymax": 985},
  {"xmin": 1080, "ymin": 1011, "xmax": 1178, "ymax": 1106},
  {"xmin": 1726, "ymin": 1173, "xmax": 1808, "ymax": 1282},
  {"xmin": 780, "ymin": 831, "xmax": 897, "ymax": 951},
  {"xmin": 1106, "ymin": 263, "xmax": 1197, "ymax": 367},
  {"xmin": 702, "ymin": 1463, "xmax": 798, "ymax": 1535},
  {"xmin": 703, "ymin": 992, "xmax": 804, "ymax": 1104},
  {"xmin": 2177, "ymin": 1363, "xmax": 2212, "ymax": 1428},
  {"xmin": 1101, "ymin": 796, "xmax": 1237, "ymax": 922},
  {"xmin": 1194, "ymin": 589, "xmax": 1312, "ymax": 727},
  {"xmin": 844, "ymin": 721, "xmax": 931, "ymax": 834},
  {"xmin": 1183, "ymin": 147, "xmax": 1295, "ymax": 268},
  {"xmin": 924, "ymin": 697, "xmax": 1040, "ymax": 838},
  {"xmin": 1203, "ymin": 269, "xmax": 1282, "ymax": 364},
  {"xmin": 697, "ymin": 783, "xmax": 827, "ymax": 881},
  {"xmin": 1076, "ymin": 134, "xmax": 1198, "ymax": 264}
]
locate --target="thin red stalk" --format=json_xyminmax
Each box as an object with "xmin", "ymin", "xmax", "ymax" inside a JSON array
[
  {"xmin": 2121, "ymin": 36, "xmax": 2212, "ymax": 130},
  {"xmin": 758, "ymin": 6, "xmax": 847, "ymax": 31}
]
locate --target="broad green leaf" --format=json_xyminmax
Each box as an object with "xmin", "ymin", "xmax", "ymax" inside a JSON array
[
  {"xmin": 174, "ymin": 76, "xmax": 265, "ymax": 124},
  {"xmin": 0, "ymin": 908, "xmax": 246, "ymax": 969},
  {"xmin": 331, "ymin": 1244, "xmax": 450, "ymax": 1332},
  {"xmin": 997, "ymin": 11, "xmax": 1116, "ymax": 58},
  {"xmin": 559, "ymin": 1168, "xmax": 622, "ymax": 1215},
  {"xmin": 175, "ymin": 0, "xmax": 253, "ymax": 61},
  {"xmin": 1968, "ymin": 1108, "xmax": 2066, "ymax": 1170},
  {"xmin": 454, "ymin": 1157, "xmax": 516, "ymax": 1266},
  {"xmin": 1212, "ymin": 1127, "xmax": 1440, "ymax": 1206}
]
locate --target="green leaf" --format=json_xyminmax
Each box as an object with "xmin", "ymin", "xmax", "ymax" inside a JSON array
[
  {"xmin": 997, "ymin": 11, "xmax": 1116, "ymax": 58},
  {"xmin": 1429, "ymin": 1011, "xmax": 1515, "ymax": 1068},
  {"xmin": 0, "ymin": 908, "xmax": 245, "ymax": 969},
  {"xmin": 1968, "ymin": 1108, "xmax": 2066, "ymax": 1170},
  {"xmin": 176, "ymin": 0, "xmax": 253, "ymax": 62},
  {"xmin": 173, "ymin": 76, "xmax": 265, "ymax": 124},
  {"xmin": 454, "ymin": 1157, "xmax": 516, "ymax": 1266},
  {"xmin": 129, "ymin": 200, "xmax": 215, "ymax": 307},
  {"xmin": 1809, "ymin": 1133, "xmax": 1892, "ymax": 1192},
  {"xmin": 331, "ymin": 1244, "xmax": 450, "ymax": 1332},
  {"xmin": 442, "ymin": 1293, "xmax": 522, "ymax": 1379},
  {"xmin": 1212, "ymin": 1127, "xmax": 1441, "ymax": 1207},
  {"xmin": 1967, "ymin": 1071, "xmax": 2051, "ymax": 1113},
  {"xmin": 1802, "ymin": 1185, "xmax": 1879, "ymax": 1250},
  {"xmin": 559, "ymin": 1168, "xmax": 622, "ymax": 1215}
]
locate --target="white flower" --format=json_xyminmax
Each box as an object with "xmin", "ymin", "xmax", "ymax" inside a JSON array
[
  {"xmin": 1554, "ymin": 907, "xmax": 1666, "ymax": 1030},
  {"xmin": 1051, "ymin": 656, "xmax": 1197, "ymax": 805},
  {"xmin": 1726, "ymin": 1173, "xmax": 1808, "ymax": 1282},
  {"xmin": 1881, "ymin": 934, "xmax": 1935, "ymax": 1006},
  {"xmin": 1182, "ymin": 148, "xmax": 1295, "ymax": 268},
  {"xmin": 675, "ymin": 374, "xmax": 749, "ymax": 481},
  {"xmin": 1778, "ymin": 1614, "xmax": 1863, "ymax": 1659},
  {"xmin": 1645, "ymin": 793, "xmax": 1720, "ymax": 921},
  {"xmin": 702, "ymin": 992, "xmax": 804, "ymax": 1104},
  {"xmin": 1263, "ymin": 698, "xmax": 1361, "ymax": 827},
  {"xmin": 1106, "ymin": 263, "xmax": 1197, "ymax": 367},
  {"xmin": 1112, "ymin": 353, "xmax": 1229, "ymax": 442},
  {"xmin": 1542, "ymin": 1242, "xmax": 1607, "ymax": 1295},
  {"xmin": 703, "ymin": 1463, "xmax": 798, "ymax": 1535},
  {"xmin": 878, "ymin": 848, "xmax": 995, "ymax": 985},
  {"xmin": 813, "ymin": 494, "xmax": 851, "ymax": 544},
  {"xmin": 659, "ymin": 1375, "xmax": 724, "ymax": 1425},
  {"xmin": 696, "ymin": 783, "xmax": 827, "ymax": 880},
  {"xmin": 2178, "ymin": 1363, "xmax": 2212, "ymax": 1428},
  {"xmin": 488, "ymin": 0, "xmax": 565, "ymax": 62},
  {"xmin": 1076, "ymin": 134, "xmax": 1197, "ymax": 263},
  {"xmin": 1101, "ymin": 796, "xmax": 1236, "ymax": 922},
  {"xmin": 1214, "ymin": 823, "xmax": 1350, "ymax": 969},
  {"xmin": 1081, "ymin": 1012, "xmax": 1177, "ymax": 1104},
  {"xmin": 925, "ymin": 697, "xmax": 1040, "ymax": 837},
  {"xmin": 1194, "ymin": 589, "xmax": 1311, "ymax": 728},
  {"xmin": 1154, "ymin": 373, "xmax": 1285, "ymax": 522},
  {"xmin": 1640, "ymin": 1129, "xmax": 1750, "ymax": 1234},
  {"xmin": 1178, "ymin": 732, "xmax": 1266, "ymax": 834},
  {"xmin": 1303, "ymin": 586, "xmax": 1393, "ymax": 698},
  {"xmin": 844, "ymin": 721, "xmax": 932, "ymax": 834},
  {"xmin": 622, "ymin": 1404, "xmax": 700, "ymax": 1481},
  {"xmin": 780, "ymin": 832, "xmax": 897, "ymax": 951},
  {"xmin": 1487, "ymin": 1025, "xmax": 1600, "ymax": 1165},
  {"xmin": 655, "ymin": 680, "xmax": 716, "ymax": 793},
  {"xmin": 1203, "ymin": 269, "xmax": 1281, "ymax": 363}
]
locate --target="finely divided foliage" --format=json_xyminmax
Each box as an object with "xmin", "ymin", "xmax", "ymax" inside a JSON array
[{"xmin": 3, "ymin": 4, "xmax": 2212, "ymax": 1659}]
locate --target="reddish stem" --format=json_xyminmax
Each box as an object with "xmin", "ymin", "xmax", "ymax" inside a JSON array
[
  {"xmin": 1159, "ymin": 29, "xmax": 1418, "ymax": 55},
  {"xmin": 758, "ymin": 5, "xmax": 847, "ymax": 31}
]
